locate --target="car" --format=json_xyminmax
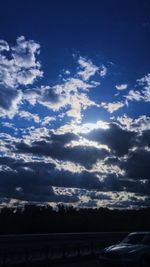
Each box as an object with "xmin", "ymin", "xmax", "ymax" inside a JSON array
[{"xmin": 99, "ymin": 232, "xmax": 150, "ymax": 267}]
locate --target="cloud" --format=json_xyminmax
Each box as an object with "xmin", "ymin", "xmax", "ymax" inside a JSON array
[
  {"xmin": 124, "ymin": 73, "xmax": 150, "ymax": 103},
  {"xmin": 13, "ymin": 129, "xmax": 110, "ymax": 170},
  {"xmin": 77, "ymin": 56, "xmax": 98, "ymax": 81},
  {"xmin": 99, "ymin": 65, "xmax": 107, "ymax": 77},
  {"xmin": 0, "ymin": 40, "xmax": 9, "ymax": 51},
  {"xmin": 0, "ymin": 85, "xmax": 22, "ymax": 118},
  {"xmin": 0, "ymin": 36, "xmax": 43, "ymax": 88},
  {"xmin": 0, "ymin": 36, "xmax": 43, "ymax": 117},
  {"xmin": 17, "ymin": 111, "xmax": 41, "ymax": 123},
  {"xmin": 100, "ymin": 101, "xmax": 125, "ymax": 113},
  {"xmin": 1, "ymin": 36, "xmax": 150, "ymax": 208},
  {"xmin": 24, "ymin": 78, "xmax": 95, "ymax": 111},
  {"xmin": 122, "ymin": 148, "xmax": 150, "ymax": 181},
  {"xmin": 92, "ymin": 160, "xmax": 124, "ymax": 176},
  {"xmin": 77, "ymin": 57, "xmax": 107, "ymax": 80},
  {"xmin": 41, "ymin": 116, "xmax": 56, "ymax": 126},
  {"xmin": 0, "ymin": 158, "xmax": 56, "ymax": 202},
  {"xmin": 114, "ymin": 115, "xmax": 133, "ymax": 131},
  {"xmin": 12, "ymin": 36, "xmax": 40, "ymax": 68},
  {"xmin": 24, "ymin": 77, "xmax": 99, "ymax": 122},
  {"xmin": 52, "ymin": 187, "xmax": 113, "ymax": 208},
  {"xmin": 132, "ymin": 116, "xmax": 150, "ymax": 131},
  {"xmin": 0, "ymin": 39, "xmax": 101, "ymax": 121},
  {"xmin": 0, "ymin": 124, "xmax": 150, "ymax": 207},
  {"xmin": 16, "ymin": 134, "xmax": 109, "ymax": 169},
  {"xmin": 114, "ymin": 115, "xmax": 150, "ymax": 133},
  {"xmin": 84, "ymin": 123, "xmax": 136, "ymax": 156},
  {"xmin": 125, "ymin": 90, "xmax": 143, "ymax": 101},
  {"xmin": 62, "ymin": 77, "xmax": 95, "ymax": 92},
  {"xmin": 24, "ymin": 85, "xmax": 68, "ymax": 111},
  {"xmin": 1, "ymin": 122, "xmax": 15, "ymax": 129},
  {"xmin": 115, "ymin": 84, "xmax": 128, "ymax": 90},
  {"xmin": 0, "ymin": 153, "xmax": 148, "ymax": 207},
  {"xmin": 66, "ymin": 93, "xmax": 98, "ymax": 122},
  {"xmin": 1, "ymin": 157, "xmax": 146, "ymax": 208},
  {"xmin": 137, "ymin": 129, "xmax": 150, "ymax": 147},
  {"xmin": 1, "ymin": 169, "xmax": 148, "ymax": 208},
  {"xmin": 0, "ymin": 156, "xmax": 102, "ymax": 203},
  {"xmin": 137, "ymin": 73, "xmax": 150, "ymax": 102},
  {"xmin": 55, "ymin": 120, "xmax": 109, "ymax": 135}
]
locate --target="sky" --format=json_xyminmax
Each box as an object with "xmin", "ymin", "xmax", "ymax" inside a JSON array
[{"xmin": 0, "ymin": 0, "xmax": 150, "ymax": 209}]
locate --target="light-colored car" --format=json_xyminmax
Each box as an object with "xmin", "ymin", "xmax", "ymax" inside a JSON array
[{"xmin": 99, "ymin": 232, "xmax": 150, "ymax": 267}]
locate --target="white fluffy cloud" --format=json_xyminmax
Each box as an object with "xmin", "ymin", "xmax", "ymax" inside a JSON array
[
  {"xmin": 115, "ymin": 115, "xmax": 150, "ymax": 132},
  {"xmin": 55, "ymin": 120, "xmax": 109, "ymax": 135},
  {"xmin": 137, "ymin": 73, "xmax": 150, "ymax": 102},
  {"xmin": 115, "ymin": 84, "xmax": 128, "ymax": 90},
  {"xmin": 100, "ymin": 101, "xmax": 125, "ymax": 113},
  {"xmin": 77, "ymin": 57, "xmax": 107, "ymax": 80},
  {"xmin": 125, "ymin": 73, "xmax": 150, "ymax": 103},
  {"xmin": 24, "ymin": 77, "xmax": 95, "ymax": 108},
  {"xmin": 24, "ymin": 75, "xmax": 99, "ymax": 123},
  {"xmin": 77, "ymin": 56, "xmax": 98, "ymax": 80},
  {"xmin": 125, "ymin": 90, "xmax": 143, "ymax": 101},
  {"xmin": 0, "ymin": 86, "xmax": 22, "ymax": 118},
  {"xmin": 18, "ymin": 111, "xmax": 41, "ymax": 123},
  {"xmin": 114, "ymin": 115, "xmax": 133, "ymax": 130},
  {"xmin": 0, "ymin": 39, "xmax": 104, "ymax": 120},
  {"xmin": 0, "ymin": 36, "xmax": 43, "ymax": 117},
  {"xmin": 41, "ymin": 116, "xmax": 56, "ymax": 126},
  {"xmin": 0, "ymin": 40, "xmax": 9, "ymax": 51},
  {"xmin": 66, "ymin": 93, "xmax": 98, "ymax": 122},
  {"xmin": 0, "ymin": 36, "xmax": 43, "ymax": 88}
]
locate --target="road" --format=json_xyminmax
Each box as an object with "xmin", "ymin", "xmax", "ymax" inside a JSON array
[
  {"xmin": 43, "ymin": 259, "xmax": 100, "ymax": 267},
  {"xmin": 0, "ymin": 232, "xmax": 126, "ymax": 267}
]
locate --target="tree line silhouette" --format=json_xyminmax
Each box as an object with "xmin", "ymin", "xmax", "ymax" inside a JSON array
[{"xmin": 0, "ymin": 205, "xmax": 150, "ymax": 234}]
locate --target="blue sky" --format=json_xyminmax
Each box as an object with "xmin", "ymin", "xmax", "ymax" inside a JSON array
[{"xmin": 0, "ymin": 0, "xmax": 150, "ymax": 209}]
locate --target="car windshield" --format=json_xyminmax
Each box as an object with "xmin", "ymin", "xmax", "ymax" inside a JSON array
[{"xmin": 122, "ymin": 234, "xmax": 145, "ymax": 244}]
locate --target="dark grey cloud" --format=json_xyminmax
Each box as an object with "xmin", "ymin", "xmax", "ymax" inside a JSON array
[
  {"xmin": 104, "ymin": 148, "xmax": 150, "ymax": 194},
  {"xmin": 12, "ymin": 127, "xmax": 150, "ymax": 200},
  {"xmin": 45, "ymin": 132, "xmax": 79, "ymax": 143},
  {"xmin": 122, "ymin": 148, "xmax": 150, "ymax": 181},
  {"xmin": 137, "ymin": 130, "xmax": 150, "ymax": 147},
  {"xmin": 51, "ymin": 169, "xmax": 101, "ymax": 189},
  {"xmin": 0, "ymin": 152, "xmax": 150, "ymax": 208},
  {"xmin": 24, "ymin": 86, "xmax": 67, "ymax": 110},
  {"xmin": 0, "ymin": 156, "xmax": 102, "ymax": 203},
  {"xmin": 0, "ymin": 157, "xmax": 55, "ymax": 202},
  {"xmin": 102, "ymin": 174, "xmax": 123, "ymax": 191},
  {"xmin": 107, "ymin": 196, "xmax": 150, "ymax": 209},
  {"xmin": 42, "ymin": 86, "xmax": 64, "ymax": 104},
  {"xmin": 84, "ymin": 123, "xmax": 136, "ymax": 156},
  {"xmin": 16, "ymin": 133, "xmax": 109, "ymax": 168},
  {"xmin": 0, "ymin": 167, "xmax": 80, "ymax": 203},
  {"xmin": 1, "ymin": 121, "xmax": 150, "ymax": 207},
  {"xmin": 0, "ymin": 85, "xmax": 21, "ymax": 111}
]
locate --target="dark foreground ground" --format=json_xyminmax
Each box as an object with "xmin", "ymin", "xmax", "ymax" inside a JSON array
[
  {"xmin": 26, "ymin": 259, "xmax": 100, "ymax": 267},
  {"xmin": 52, "ymin": 259, "xmax": 99, "ymax": 267}
]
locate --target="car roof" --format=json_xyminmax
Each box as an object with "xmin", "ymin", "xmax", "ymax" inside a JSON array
[{"xmin": 129, "ymin": 232, "xmax": 150, "ymax": 235}]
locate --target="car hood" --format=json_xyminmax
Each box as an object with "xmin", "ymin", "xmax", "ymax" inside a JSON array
[{"xmin": 104, "ymin": 243, "xmax": 144, "ymax": 255}]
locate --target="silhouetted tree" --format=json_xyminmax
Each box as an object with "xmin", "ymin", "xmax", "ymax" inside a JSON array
[{"xmin": 0, "ymin": 205, "xmax": 150, "ymax": 234}]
